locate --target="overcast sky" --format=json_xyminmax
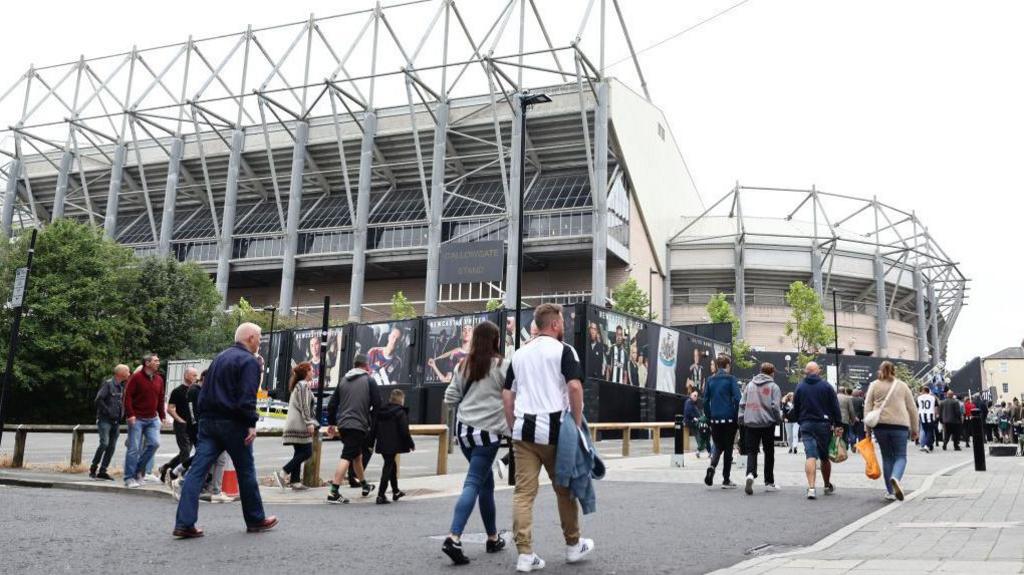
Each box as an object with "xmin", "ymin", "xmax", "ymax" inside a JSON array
[{"xmin": 0, "ymin": 0, "xmax": 1016, "ymax": 368}]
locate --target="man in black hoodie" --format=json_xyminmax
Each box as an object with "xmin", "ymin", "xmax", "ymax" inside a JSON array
[
  {"xmin": 791, "ymin": 362, "xmax": 842, "ymax": 500},
  {"xmin": 90, "ymin": 364, "xmax": 130, "ymax": 480},
  {"xmin": 326, "ymin": 354, "xmax": 381, "ymax": 503}
]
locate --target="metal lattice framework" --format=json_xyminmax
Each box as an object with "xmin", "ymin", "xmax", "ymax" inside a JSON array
[
  {"xmin": 0, "ymin": 0, "xmax": 653, "ymax": 320},
  {"xmin": 667, "ymin": 185, "xmax": 969, "ymax": 364}
]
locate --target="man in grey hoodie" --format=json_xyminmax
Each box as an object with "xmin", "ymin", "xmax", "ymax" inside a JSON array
[
  {"xmin": 738, "ymin": 362, "xmax": 783, "ymax": 495},
  {"xmin": 325, "ymin": 354, "xmax": 381, "ymax": 503}
]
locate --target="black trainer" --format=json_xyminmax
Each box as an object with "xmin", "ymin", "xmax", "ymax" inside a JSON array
[
  {"xmin": 486, "ymin": 536, "xmax": 506, "ymax": 553},
  {"xmin": 722, "ymin": 479, "xmax": 738, "ymax": 489},
  {"xmin": 89, "ymin": 465, "xmax": 97, "ymax": 479},
  {"xmin": 392, "ymin": 490, "xmax": 406, "ymax": 502},
  {"xmin": 442, "ymin": 537, "xmax": 470, "ymax": 565},
  {"xmin": 96, "ymin": 471, "xmax": 114, "ymax": 481},
  {"xmin": 326, "ymin": 489, "xmax": 349, "ymax": 504},
  {"xmin": 704, "ymin": 466, "xmax": 714, "ymax": 486},
  {"xmin": 361, "ymin": 481, "xmax": 375, "ymax": 497},
  {"xmin": 376, "ymin": 496, "xmax": 390, "ymax": 504}
]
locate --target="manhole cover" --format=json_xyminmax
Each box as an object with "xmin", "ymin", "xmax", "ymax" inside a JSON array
[{"xmin": 744, "ymin": 543, "xmax": 802, "ymax": 556}]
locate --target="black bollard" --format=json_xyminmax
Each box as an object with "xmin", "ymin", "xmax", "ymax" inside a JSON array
[
  {"xmin": 970, "ymin": 408, "xmax": 986, "ymax": 471},
  {"xmin": 672, "ymin": 414, "xmax": 686, "ymax": 467}
]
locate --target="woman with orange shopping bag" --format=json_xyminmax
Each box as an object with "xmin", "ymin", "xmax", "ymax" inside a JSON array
[{"xmin": 863, "ymin": 361, "xmax": 919, "ymax": 502}]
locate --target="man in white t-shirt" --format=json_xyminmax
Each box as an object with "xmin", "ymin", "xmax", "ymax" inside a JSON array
[
  {"xmin": 916, "ymin": 387, "xmax": 938, "ymax": 452},
  {"xmin": 503, "ymin": 303, "xmax": 593, "ymax": 572}
]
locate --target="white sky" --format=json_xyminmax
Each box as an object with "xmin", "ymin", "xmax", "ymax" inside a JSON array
[{"xmin": 0, "ymin": 0, "xmax": 1017, "ymax": 368}]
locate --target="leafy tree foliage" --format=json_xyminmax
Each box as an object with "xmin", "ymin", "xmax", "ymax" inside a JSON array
[
  {"xmin": 390, "ymin": 291, "xmax": 417, "ymax": 320},
  {"xmin": 783, "ymin": 281, "xmax": 835, "ymax": 375},
  {"xmin": 705, "ymin": 293, "xmax": 754, "ymax": 370},
  {"xmin": 485, "ymin": 298, "xmax": 504, "ymax": 312},
  {"xmin": 611, "ymin": 277, "xmax": 656, "ymax": 320}
]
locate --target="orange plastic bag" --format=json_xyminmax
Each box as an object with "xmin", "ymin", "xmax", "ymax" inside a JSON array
[{"xmin": 856, "ymin": 436, "xmax": 881, "ymax": 480}]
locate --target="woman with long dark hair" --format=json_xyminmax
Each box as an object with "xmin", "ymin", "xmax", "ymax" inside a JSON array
[
  {"xmin": 440, "ymin": 320, "xmax": 509, "ymax": 565},
  {"xmin": 275, "ymin": 362, "xmax": 317, "ymax": 491}
]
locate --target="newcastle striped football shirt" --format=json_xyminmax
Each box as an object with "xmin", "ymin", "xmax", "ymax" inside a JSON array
[{"xmin": 504, "ymin": 335, "xmax": 584, "ymax": 445}]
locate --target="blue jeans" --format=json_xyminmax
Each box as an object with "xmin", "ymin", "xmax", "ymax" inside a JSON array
[
  {"xmin": 124, "ymin": 417, "xmax": 161, "ymax": 481},
  {"xmin": 449, "ymin": 443, "xmax": 500, "ymax": 537},
  {"xmin": 91, "ymin": 418, "xmax": 120, "ymax": 472},
  {"xmin": 920, "ymin": 421, "xmax": 937, "ymax": 450},
  {"xmin": 874, "ymin": 427, "xmax": 909, "ymax": 493},
  {"xmin": 800, "ymin": 421, "xmax": 832, "ymax": 460},
  {"xmin": 175, "ymin": 418, "xmax": 266, "ymax": 529}
]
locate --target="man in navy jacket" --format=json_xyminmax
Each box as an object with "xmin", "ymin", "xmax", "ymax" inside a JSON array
[
  {"xmin": 791, "ymin": 361, "xmax": 843, "ymax": 500},
  {"xmin": 703, "ymin": 355, "xmax": 741, "ymax": 488},
  {"xmin": 173, "ymin": 322, "xmax": 278, "ymax": 538}
]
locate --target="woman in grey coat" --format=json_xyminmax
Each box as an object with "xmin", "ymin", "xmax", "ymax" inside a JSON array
[{"xmin": 275, "ymin": 362, "xmax": 317, "ymax": 490}]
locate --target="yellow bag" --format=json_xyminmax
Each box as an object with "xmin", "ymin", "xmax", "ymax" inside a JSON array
[{"xmin": 856, "ymin": 436, "xmax": 880, "ymax": 480}]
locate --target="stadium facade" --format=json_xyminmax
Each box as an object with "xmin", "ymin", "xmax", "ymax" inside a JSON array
[
  {"xmin": 0, "ymin": 0, "xmax": 698, "ymax": 324},
  {"xmin": 666, "ymin": 186, "xmax": 968, "ymax": 366}
]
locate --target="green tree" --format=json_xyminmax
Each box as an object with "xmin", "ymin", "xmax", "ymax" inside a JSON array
[
  {"xmin": 485, "ymin": 298, "xmax": 504, "ymax": 312},
  {"xmin": 611, "ymin": 277, "xmax": 656, "ymax": 320},
  {"xmin": 783, "ymin": 281, "xmax": 835, "ymax": 374},
  {"xmin": 127, "ymin": 256, "xmax": 222, "ymax": 361},
  {"xmin": 893, "ymin": 363, "xmax": 924, "ymax": 391},
  {"xmin": 0, "ymin": 221, "xmax": 146, "ymax": 422},
  {"xmin": 705, "ymin": 293, "xmax": 754, "ymax": 370},
  {"xmin": 390, "ymin": 291, "xmax": 417, "ymax": 320},
  {"xmin": 185, "ymin": 297, "xmax": 279, "ymax": 358}
]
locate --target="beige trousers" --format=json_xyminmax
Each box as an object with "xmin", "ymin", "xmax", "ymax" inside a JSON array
[{"xmin": 512, "ymin": 440, "xmax": 581, "ymax": 555}]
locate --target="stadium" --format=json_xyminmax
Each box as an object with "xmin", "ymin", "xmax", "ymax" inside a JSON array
[
  {"xmin": 0, "ymin": 0, "xmax": 696, "ymax": 324},
  {"xmin": 666, "ymin": 185, "xmax": 968, "ymax": 367}
]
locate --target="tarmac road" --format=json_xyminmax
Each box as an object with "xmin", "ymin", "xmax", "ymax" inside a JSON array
[{"xmin": 1, "ymin": 478, "xmax": 885, "ymax": 575}]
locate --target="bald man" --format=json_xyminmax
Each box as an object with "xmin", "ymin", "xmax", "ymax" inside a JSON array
[
  {"xmin": 173, "ymin": 322, "xmax": 277, "ymax": 538},
  {"xmin": 161, "ymin": 367, "xmax": 199, "ymax": 484},
  {"xmin": 90, "ymin": 364, "xmax": 130, "ymax": 481},
  {"xmin": 791, "ymin": 361, "xmax": 843, "ymax": 500}
]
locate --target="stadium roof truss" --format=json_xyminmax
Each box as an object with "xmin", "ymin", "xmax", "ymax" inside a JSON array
[
  {"xmin": 668, "ymin": 185, "xmax": 969, "ymax": 364},
  {"xmin": 0, "ymin": 0, "xmax": 653, "ymax": 319}
]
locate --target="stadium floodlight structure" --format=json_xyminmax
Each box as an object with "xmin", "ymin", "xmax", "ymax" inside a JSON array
[
  {"xmin": 665, "ymin": 185, "xmax": 968, "ymax": 366},
  {"xmin": 0, "ymin": 0, "xmax": 697, "ymax": 322}
]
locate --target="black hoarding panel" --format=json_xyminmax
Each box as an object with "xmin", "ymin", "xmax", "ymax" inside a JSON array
[
  {"xmin": 289, "ymin": 327, "xmax": 346, "ymax": 396},
  {"xmin": 350, "ymin": 320, "xmax": 418, "ymax": 386},
  {"xmin": 259, "ymin": 331, "xmax": 291, "ymax": 400},
  {"xmin": 583, "ymin": 307, "xmax": 649, "ymax": 387},
  {"xmin": 502, "ymin": 305, "xmax": 580, "ymax": 358}
]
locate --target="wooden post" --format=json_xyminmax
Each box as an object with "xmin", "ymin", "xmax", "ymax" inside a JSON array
[
  {"xmin": 589, "ymin": 426, "xmax": 598, "ymax": 444},
  {"xmin": 622, "ymin": 426, "xmax": 631, "ymax": 457},
  {"xmin": 302, "ymin": 431, "xmax": 322, "ymax": 487},
  {"xmin": 70, "ymin": 425, "xmax": 84, "ymax": 467},
  {"xmin": 652, "ymin": 425, "xmax": 661, "ymax": 454},
  {"xmin": 682, "ymin": 425, "xmax": 690, "ymax": 453},
  {"xmin": 395, "ymin": 454, "xmax": 401, "ymax": 480},
  {"xmin": 12, "ymin": 426, "xmax": 26, "ymax": 468},
  {"xmin": 436, "ymin": 428, "xmax": 449, "ymax": 475}
]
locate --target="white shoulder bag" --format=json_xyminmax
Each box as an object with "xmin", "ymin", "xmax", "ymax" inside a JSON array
[{"xmin": 863, "ymin": 381, "xmax": 898, "ymax": 428}]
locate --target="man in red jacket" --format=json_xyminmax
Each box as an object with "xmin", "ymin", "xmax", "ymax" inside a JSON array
[{"xmin": 123, "ymin": 353, "xmax": 166, "ymax": 488}]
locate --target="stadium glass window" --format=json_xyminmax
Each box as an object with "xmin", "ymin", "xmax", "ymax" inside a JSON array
[
  {"xmin": 368, "ymin": 188, "xmax": 426, "ymax": 224},
  {"xmin": 234, "ymin": 202, "xmax": 284, "ymax": 235},
  {"xmin": 444, "ymin": 180, "xmax": 505, "ymax": 218},
  {"xmin": 525, "ymin": 172, "xmax": 592, "ymax": 211},
  {"xmin": 117, "ymin": 215, "xmax": 155, "ymax": 244},
  {"xmin": 301, "ymin": 195, "xmax": 351, "ymax": 230},
  {"xmin": 1004, "ymin": 383, "xmax": 1010, "ymax": 394},
  {"xmin": 173, "ymin": 208, "xmax": 217, "ymax": 240}
]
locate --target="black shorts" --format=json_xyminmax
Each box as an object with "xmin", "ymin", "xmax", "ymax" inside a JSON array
[{"xmin": 339, "ymin": 429, "xmax": 367, "ymax": 462}]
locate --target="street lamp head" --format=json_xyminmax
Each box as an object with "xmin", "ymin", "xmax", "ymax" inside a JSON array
[{"xmin": 520, "ymin": 91, "xmax": 552, "ymax": 107}]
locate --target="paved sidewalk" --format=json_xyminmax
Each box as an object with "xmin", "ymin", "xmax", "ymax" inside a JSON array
[{"xmin": 715, "ymin": 456, "xmax": 1024, "ymax": 574}]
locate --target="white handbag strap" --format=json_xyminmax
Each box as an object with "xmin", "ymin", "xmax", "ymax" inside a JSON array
[{"xmin": 876, "ymin": 380, "xmax": 899, "ymax": 412}]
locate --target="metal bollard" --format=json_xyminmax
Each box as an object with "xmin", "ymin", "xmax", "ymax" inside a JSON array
[
  {"xmin": 671, "ymin": 414, "xmax": 686, "ymax": 468},
  {"xmin": 970, "ymin": 408, "xmax": 986, "ymax": 471}
]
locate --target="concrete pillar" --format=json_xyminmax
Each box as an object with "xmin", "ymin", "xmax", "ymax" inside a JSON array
[
  {"xmin": 874, "ymin": 253, "xmax": 889, "ymax": 357},
  {"xmin": 591, "ymin": 81, "xmax": 609, "ymax": 306},
  {"xmin": 734, "ymin": 240, "xmax": 746, "ymax": 340},
  {"xmin": 347, "ymin": 112, "xmax": 377, "ymax": 323},
  {"xmin": 503, "ymin": 104, "xmax": 523, "ymax": 309},
  {"xmin": 103, "ymin": 144, "xmax": 127, "ymax": 239},
  {"xmin": 913, "ymin": 266, "xmax": 929, "ymax": 362},
  {"xmin": 927, "ymin": 280, "xmax": 941, "ymax": 367},
  {"xmin": 810, "ymin": 246, "xmax": 824, "ymax": 299},
  {"xmin": 158, "ymin": 137, "xmax": 184, "ymax": 257},
  {"xmin": 279, "ymin": 122, "xmax": 309, "ymax": 315},
  {"xmin": 216, "ymin": 130, "xmax": 245, "ymax": 306},
  {"xmin": 2, "ymin": 159, "xmax": 22, "ymax": 238},
  {"xmin": 51, "ymin": 150, "xmax": 74, "ymax": 221},
  {"xmin": 663, "ymin": 245, "xmax": 672, "ymax": 324},
  {"xmin": 423, "ymin": 102, "xmax": 448, "ymax": 317}
]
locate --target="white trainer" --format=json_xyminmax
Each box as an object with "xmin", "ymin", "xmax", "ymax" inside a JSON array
[
  {"xmin": 516, "ymin": 553, "xmax": 546, "ymax": 572},
  {"xmin": 566, "ymin": 538, "xmax": 594, "ymax": 563},
  {"xmin": 765, "ymin": 483, "xmax": 781, "ymax": 492},
  {"xmin": 125, "ymin": 479, "xmax": 142, "ymax": 489},
  {"xmin": 210, "ymin": 492, "xmax": 234, "ymax": 503},
  {"xmin": 273, "ymin": 470, "xmax": 288, "ymax": 491},
  {"xmin": 143, "ymin": 473, "xmax": 161, "ymax": 484},
  {"xmin": 806, "ymin": 488, "xmax": 816, "ymax": 500}
]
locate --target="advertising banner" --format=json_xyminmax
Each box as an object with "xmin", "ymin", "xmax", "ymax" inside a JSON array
[
  {"xmin": 584, "ymin": 308, "xmax": 649, "ymax": 387},
  {"xmin": 424, "ymin": 313, "xmax": 494, "ymax": 384},
  {"xmin": 350, "ymin": 320, "xmax": 417, "ymax": 386},
  {"xmin": 503, "ymin": 306, "xmax": 579, "ymax": 359},
  {"xmin": 290, "ymin": 327, "xmax": 345, "ymax": 394}
]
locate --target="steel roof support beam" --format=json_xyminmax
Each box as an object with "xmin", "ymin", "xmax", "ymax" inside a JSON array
[
  {"xmin": 424, "ymin": 101, "xmax": 449, "ymax": 317},
  {"xmin": 927, "ymin": 280, "xmax": 941, "ymax": 367},
  {"xmin": 348, "ymin": 111, "xmax": 377, "ymax": 323},
  {"xmin": 102, "ymin": 144, "xmax": 126, "ymax": 239},
  {"xmin": 51, "ymin": 149, "xmax": 74, "ymax": 221},
  {"xmin": 874, "ymin": 254, "xmax": 889, "ymax": 357},
  {"xmin": 215, "ymin": 129, "xmax": 246, "ymax": 307},
  {"xmin": 913, "ymin": 266, "xmax": 929, "ymax": 362},
  {"xmin": 1, "ymin": 159, "xmax": 21, "ymax": 238},
  {"xmin": 591, "ymin": 80, "xmax": 609, "ymax": 306},
  {"xmin": 157, "ymin": 137, "xmax": 185, "ymax": 256},
  {"xmin": 278, "ymin": 122, "xmax": 308, "ymax": 314},
  {"xmin": 502, "ymin": 101, "xmax": 523, "ymax": 309}
]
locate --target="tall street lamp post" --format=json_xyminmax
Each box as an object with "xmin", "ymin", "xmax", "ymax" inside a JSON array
[{"xmin": 514, "ymin": 91, "xmax": 551, "ymax": 351}]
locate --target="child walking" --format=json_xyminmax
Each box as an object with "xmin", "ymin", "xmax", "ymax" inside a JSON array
[{"xmin": 373, "ymin": 388, "xmax": 415, "ymax": 504}]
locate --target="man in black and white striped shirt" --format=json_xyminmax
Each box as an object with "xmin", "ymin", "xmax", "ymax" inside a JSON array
[
  {"xmin": 503, "ymin": 303, "xmax": 593, "ymax": 572},
  {"xmin": 916, "ymin": 387, "xmax": 938, "ymax": 452}
]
